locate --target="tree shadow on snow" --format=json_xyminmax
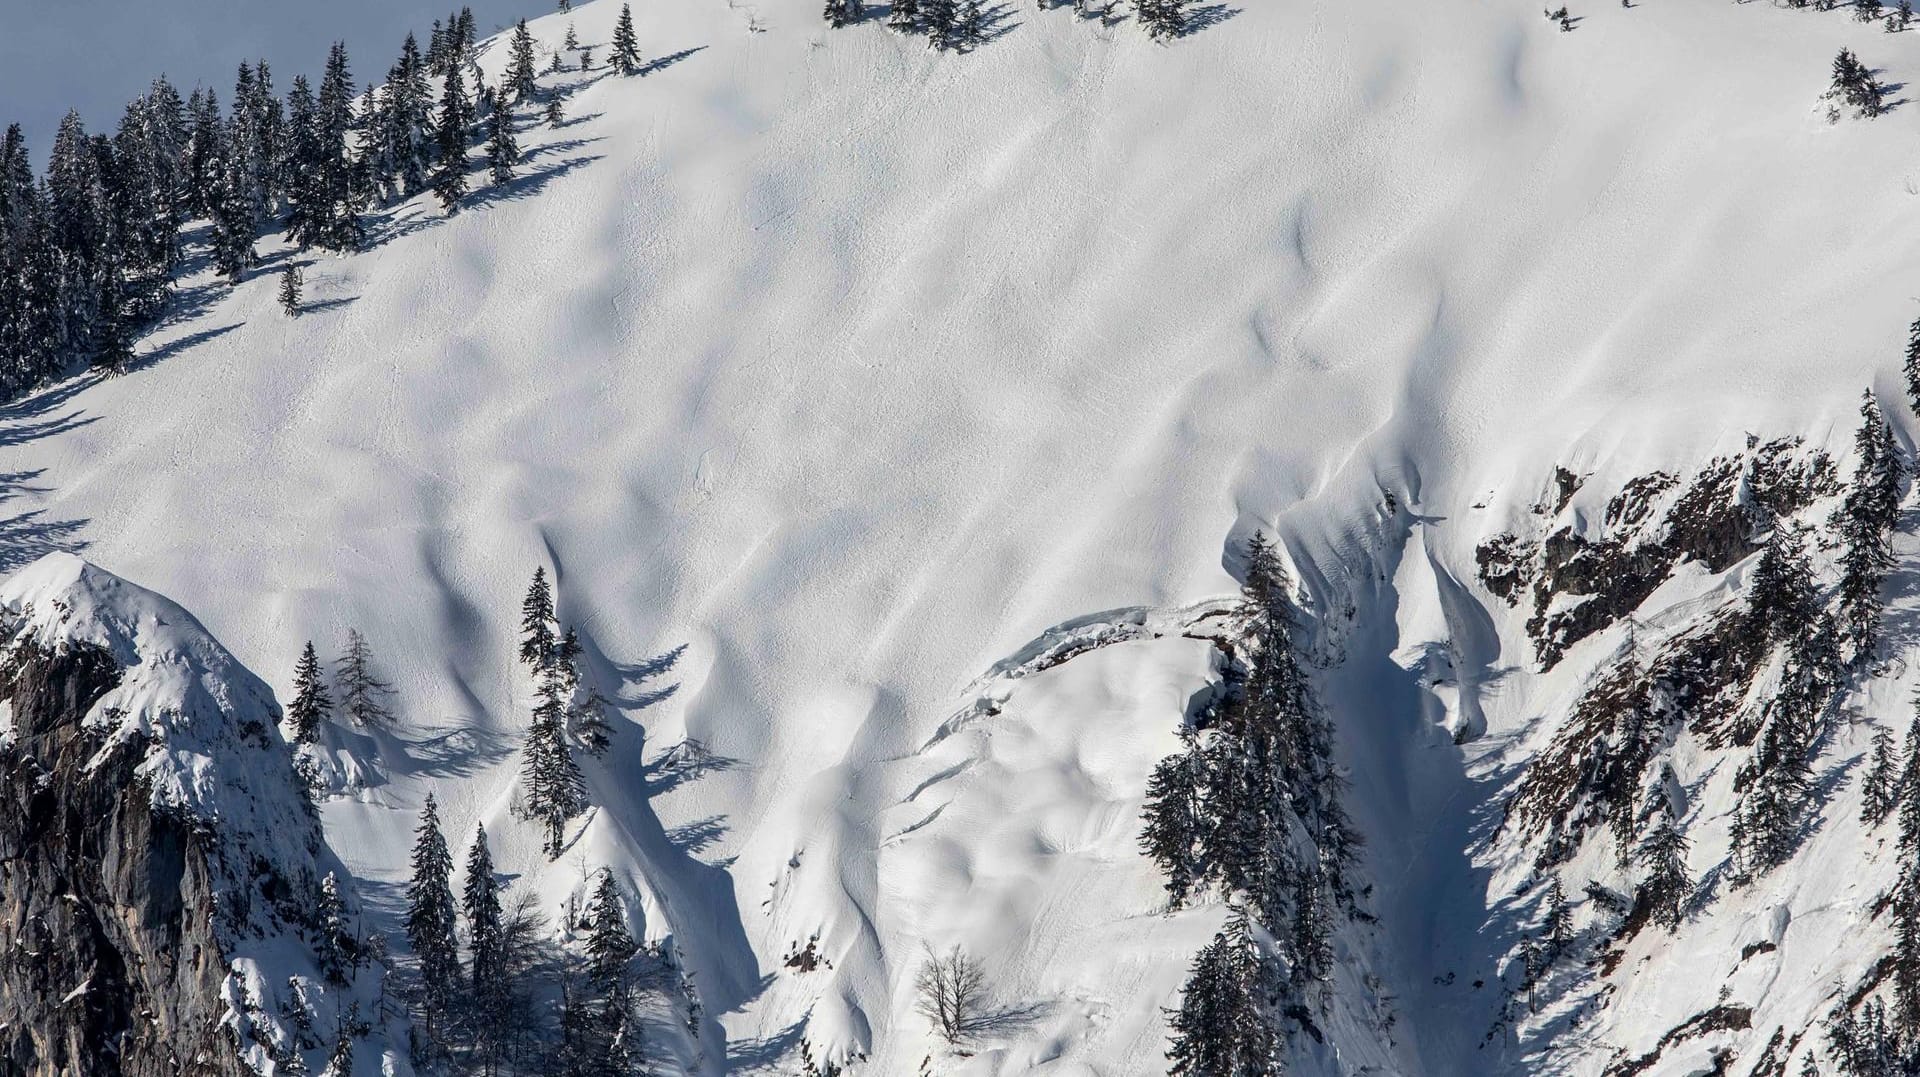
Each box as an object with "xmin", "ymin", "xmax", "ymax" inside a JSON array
[
  {"xmin": 643, "ymin": 46, "xmax": 709, "ymax": 75},
  {"xmin": 724, "ymin": 1014, "xmax": 805, "ymax": 1073},
  {"xmin": 664, "ymin": 813, "xmax": 731, "ymax": 856},
  {"xmin": 0, "ymin": 510, "xmax": 89, "ymax": 572},
  {"xmin": 641, "ymin": 736, "xmax": 739, "ymax": 796},
  {"xmin": 1177, "ymin": 3, "xmax": 1242, "ymax": 35},
  {"xmin": 133, "ymin": 322, "xmax": 243, "ymax": 372}
]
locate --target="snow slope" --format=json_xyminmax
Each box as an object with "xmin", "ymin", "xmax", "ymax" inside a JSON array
[{"xmin": 9, "ymin": 0, "xmax": 1920, "ymax": 1071}]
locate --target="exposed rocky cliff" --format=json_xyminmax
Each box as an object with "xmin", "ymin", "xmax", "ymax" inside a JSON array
[{"xmin": 0, "ymin": 555, "xmax": 368, "ymax": 1077}]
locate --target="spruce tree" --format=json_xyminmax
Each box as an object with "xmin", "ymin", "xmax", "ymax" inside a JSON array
[
  {"xmin": 320, "ymin": 1030, "xmax": 353, "ymax": 1077},
  {"xmin": 336, "ymin": 628, "xmax": 397, "ymax": 727},
  {"xmin": 1140, "ymin": 730, "xmax": 1203, "ymax": 907},
  {"xmin": 279, "ymin": 265, "xmax": 303, "ymax": 317},
  {"xmin": 316, "ymin": 871, "xmax": 352, "ymax": 985},
  {"xmin": 547, "ymin": 98, "xmax": 566, "ymax": 129},
  {"xmin": 585, "ymin": 872, "xmax": 638, "ymax": 990},
  {"xmin": 1906, "ymin": 317, "xmax": 1920, "ymax": 419},
  {"xmin": 923, "ymin": 0, "xmax": 958, "ymax": 48},
  {"xmin": 522, "ymin": 654, "xmax": 587, "ymax": 858},
  {"xmin": 1749, "ymin": 522, "xmax": 1818, "ymax": 646},
  {"xmin": 486, "ymin": 92, "xmax": 520, "ymax": 187},
  {"xmin": 462, "ymin": 823, "xmax": 507, "ymax": 1068},
  {"xmin": 521, "ymin": 567, "xmax": 558, "ymax": 668},
  {"xmin": 825, "ymin": 0, "xmax": 863, "ymax": 26},
  {"xmin": 406, "ymin": 794, "xmax": 462, "ymax": 1041},
  {"xmin": 315, "ymin": 42, "xmax": 364, "ymax": 251},
  {"xmin": 287, "ymin": 641, "xmax": 333, "ymax": 745},
  {"xmin": 1165, "ymin": 912, "xmax": 1279, "ymax": 1076},
  {"xmin": 1636, "ymin": 819, "xmax": 1691, "ymax": 929},
  {"xmin": 433, "ymin": 64, "xmax": 471, "ymax": 214},
  {"xmin": 508, "ymin": 20, "xmax": 541, "ymax": 103},
  {"xmin": 1865, "ymin": 723, "xmax": 1902, "ymax": 825},
  {"xmin": 890, "ymin": 0, "xmax": 922, "ymax": 30},
  {"xmin": 565, "ymin": 24, "xmax": 581, "ymax": 50},
  {"xmin": 1542, "ymin": 875, "xmax": 1574, "ymax": 956},
  {"xmin": 1838, "ymin": 391, "xmax": 1903, "ymax": 662},
  {"xmin": 613, "ymin": 4, "xmax": 644, "ymax": 75}
]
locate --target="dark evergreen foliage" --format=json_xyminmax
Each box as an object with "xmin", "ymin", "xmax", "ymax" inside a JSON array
[
  {"xmin": 1837, "ymin": 392, "xmax": 1904, "ymax": 662},
  {"xmin": 1165, "ymin": 912, "xmax": 1281, "ymax": 1076},
  {"xmin": 508, "ymin": 20, "xmax": 541, "ymax": 103},
  {"xmin": 613, "ymin": 5, "xmax": 644, "ymax": 75},
  {"xmin": 434, "ymin": 63, "xmax": 472, "ymax": 213},
  {"xmin": 485, "ymin": 88, "xmax": 521, "ymax": 186},
  {"xmin": 279, "ymin": 265, "xmax": 304, "ymax": 316},
  {"xmin": 406, "ymin": 794, "xmax": 462, "ymax": 1042},
  {"xmin": 288, "ymin": 641, "xmax": 333, "ymax": 744}
]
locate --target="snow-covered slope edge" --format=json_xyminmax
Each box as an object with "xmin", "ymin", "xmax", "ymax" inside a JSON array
[{"xmin": 0, "ymin": 553, "xmax": 396, "ymax": 1077}]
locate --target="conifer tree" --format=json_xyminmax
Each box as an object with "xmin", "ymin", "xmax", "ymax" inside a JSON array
[
  {"xmin": 279, "ymin": 265, "xmax": 303, "ymax": 317},
  {"xmin": 316, "ymin": 871, "xmax": 352, "ymax": 985},
  {"xmin": 433, "ymin": 64, "xmax": 471, "ymax": 213},
  {"xmin": 923, "ymin": 0, "xmax": 958, "ymax": 47},
  {"xmin": 1864, "ymin": 723, "xmax": 1902, "ymax": 825},
  {"xmin": 565, "ymin": 24, "xmax": 581, "ymax": 50},
  {"xmin": 825, "ymin": 0, "xmax": 863, "ymax": 27},
  {"xmin": 462, "ymin": 823, "xmax": 507, "ymax": 1069},
  {"xmin": 1542, "ymin": 875, "xmax": 1574, "ymax": 956},
  {"xmin": 336, "ymin": 628, "xmax": 397, "ymax": 727},
  {"xmin": 1906, "ymin": 317, "xmax": 1920, "ymax": 418},
  {"xmin": 521, "ymin": 567, "xmax": 558, "ymax": 668},
  {"xmin": 1636, "ymin": 818, "xmax": 1691, "ymax": 929},
  {"xmin": 406, "ymin": 794, "xmax": 462, "ymax": 1041},
  {"xmin": 547, "ymin": 98, "xmax": 566, "ymax": 129},
  {"xmin": 522, "ymin": 653, "xmax": 587, "ymax": 858},
  {"xmin": 1837, "ymin": 392, "xmax": 1904, "ymax": 662},
  {"xmin": 1137, "ymin": 0, "xmax": 1189, "ymax": 39},
  {"xmin": 1749, "ymin": 522, "xmax": 1818, "ymax": 646},
  {"xmin": 1165, "ymin": 912, "xmax": 1279, "ymax": 1076},
  {"xmin": 320, "ymin": 1030, "xmax": 353, "ymax": 1077},
  {"xmin": 1140, "ymin": 729, "xmax": 1203, "ymax": 907},
  {"xmin": 508, "ymin": 20, "xmax": 541, "ymax": 103},
  {"xmin": 485, "ymin": 89, "xmax": 520, "ymax": 186},
  {"xmin": 315, "ymin": 42, "xmax": 364, "ymax": 251},
  {"xmin": 889, "ymin": 0, "xmax": 922, "ymax": 30},
  {"xmin": 586, "ymin": 872, "xmax": 638, "ymax": 990},
  {"xmin": 580, "ymin": 46, "xmax": 595, "ymax": 71},
  {"xmin": 613, "ymin": 5, "xmax": 644, "ymax": 75}
]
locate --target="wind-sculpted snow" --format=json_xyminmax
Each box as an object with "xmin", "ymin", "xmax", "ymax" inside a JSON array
[{"xmin": 8, "ymin": 0, "xmax": 1920, "ymax": 1071}]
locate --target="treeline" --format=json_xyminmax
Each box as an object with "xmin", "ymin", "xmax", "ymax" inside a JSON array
[
  {"xmin": 1140, "ymin": 532, "xmax": 1365, "ymax": 1074},
  {"xmin": 824, "ymin": 0, "xmax": 1196, "ymax": 48},
  {"xmin": 0, "ymin": 3, "xmax": 643, "ymax": 396}
]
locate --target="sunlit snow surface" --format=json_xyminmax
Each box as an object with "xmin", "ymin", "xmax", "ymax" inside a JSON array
[{"xmin": 5, "ymin": 0, "xmax": 1920, "ymax": 1071}]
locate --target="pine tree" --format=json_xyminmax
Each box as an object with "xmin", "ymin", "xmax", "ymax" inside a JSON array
[
  {"xmin": 581, "ymin": 46, "xmax": 596, "ymax": 71},
  {"xmin": 508, "ymin": 20, "xmax": 541, "ymax": 103},
  {"xmin": 957, "ymin": 0, "xmax": 985, "ymax": 45},
  {"xmin": 520, "ymin": 567, "xmax": 558, "ymax": 668},
  {"xmin": 825, "ymin": 0, "xmax": 863, "ymax": 27},
  {"xmin": 547, "ymin": 98, "xmax": 566, "ymax": 129},
  {"xmin": 889, "ymin": 0, "xmax": 922, "ymax": 30},
  {"xmin": 1865, "ymin": 723, "xmax": 1902, "ymax": 825},
  {"xmin": 433, "ymin": 63, "xmax": 471, "ymax": 214},
  {"xmin": 406, "ymin": 794, "xmax": 462, "ymax": 1041},
  {"xmin": 565, "ymin": 24, "xmax": 581, "ymax": 50},
  {"xmin": 279, "ymin": 265, "xmax": 303, "ymax": 317},
  {"xmin": 613, "ymin": 4, "xmax": 644, "ymax": 75},
  {"xmin": 315, "ymin": 871, "xmax": 352, "ymax": 985},
  {"xmin": 1859, "ymin": 0, "xmax": 1885, "ymax": 20},
  {"xmin": 336, "ymin": 628, "xmax": 397, "ymax": 727}
]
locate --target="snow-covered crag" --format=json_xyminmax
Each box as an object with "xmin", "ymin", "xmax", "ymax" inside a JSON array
[{"xmin": 0, "ymin": 554, "xmax": 387, "ymax": 1076}]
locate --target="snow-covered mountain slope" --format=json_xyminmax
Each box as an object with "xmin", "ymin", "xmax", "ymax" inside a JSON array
[
  {"xmin": 12, "ymin": 0, "xmax": 1920, "ymax": 1071},
  {"xmin": 0, "ymin": 554, "xmax": 393, "ymax": 1076}
]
